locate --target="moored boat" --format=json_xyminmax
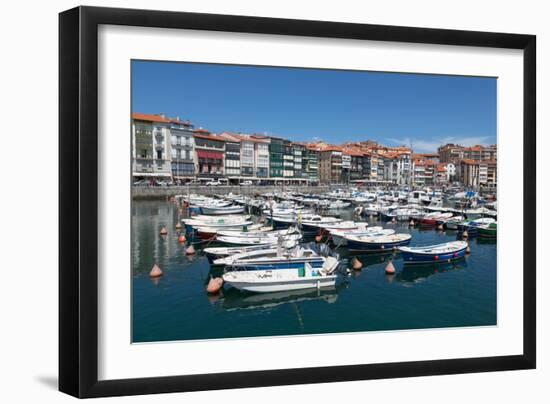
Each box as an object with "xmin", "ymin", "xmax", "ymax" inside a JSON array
[
  {"xmin": 200, "ymin": 205, "xmax": 245, "ymax": 215},
  {"xmin": 216, "ymin": 233, "xmax": 302, "ymax": 246},
  {"xmin": 203, "ymin": 239, "xmax": 299, "ymax": 263},
  {"xmin": 398, "ymin": 240, "xmax": 468, "ymax": 264},
  {"xmin": 222, "ymin": 252, "xmax": 340, "ymax": 293},
  {"xmin": 330, "ymin": 227, "xmax": 392, "ymax": 246},
  {"xmin": 478, "ymin": 222, "xmax": 497, "ymax": 238},
  {"xmin": 345, "ymin": 233, "xmax": 412, "ymax": 252}
]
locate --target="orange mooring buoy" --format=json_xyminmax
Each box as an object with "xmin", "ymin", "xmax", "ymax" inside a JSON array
[
  {"xmin": 409, "ymin": 220, "xmax": 415, "ymax": 227},
  {"xmin": 178, "ymin": 234, "xmax": 186, "ymax": 243},
  {"xmin": 175, "ymin": 222, "xmax": 182, "ymax": 229},
  {"xmin": 462, "ymin": 230, "xmax": 469, "ymax": 239},
  {"xmin": 466, "ymin": 244, "xmax": 471, "ymax": 254},
  {"xmin": 149, "ymin": 264, "xmax": 163, "ymax": 278},
  {"xmin": 206, "ymin": 277, "xmax": 224, "ymax": 294},
  {"xmin": 385, "ymin": 261, "xmax": 396, "ymax": 274},
  {"xmin": 315, "ymin": 234, "xmax": 322, "ymax": 243},
  {"xmin": 437, "ymin": 223, "xmax": 444, "ymax": 230},
  {"xmin": 185, "ymin": 244, "xmax": 196, "ymax": 255},
  {"xmin": 351, "ymin": 257, "xmax": 362, "ymax": 270},
  {"xmin": 160, "ymin": 227, "xmax": 168, "ymax": 235}
]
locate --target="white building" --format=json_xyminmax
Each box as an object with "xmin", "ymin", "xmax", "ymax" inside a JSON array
[
  {"xmin": 132, "ymin": 113, "xmax": 172, "ymax": 181},
  {"xmin": 253, "ymin": 137, "xmax": 270, "ymax": 179},
  {"xmin": 444, "ymin": 163, "xmax": 456, "ymax": 181}
]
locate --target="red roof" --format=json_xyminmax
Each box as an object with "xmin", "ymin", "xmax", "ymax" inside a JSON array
[
  {"xmin": 132, "ymin": 112, "xmax": 170, "ymax": 123},
  {"xmin": 194, "ymin": 133, "xmax": 224, "ymax": 142}
]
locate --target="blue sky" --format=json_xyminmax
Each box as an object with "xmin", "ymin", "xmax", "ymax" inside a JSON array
[{"xmin": 132, "ymin": 60, "xmax": 496, "ymax": 153}]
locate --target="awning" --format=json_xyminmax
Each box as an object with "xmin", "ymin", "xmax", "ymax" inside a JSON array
[{"xmin": 197, "ymin": 150, "xmax": 223, "ymax": 159}]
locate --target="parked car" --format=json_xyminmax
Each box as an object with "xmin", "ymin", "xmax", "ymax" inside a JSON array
[
  {"xmin": 241, "ymin": 180, "xmax": 253, "ymax": 186},
  {"xmin": 206, "ymin": 180, "xmax": 222, "ymax": 186}
]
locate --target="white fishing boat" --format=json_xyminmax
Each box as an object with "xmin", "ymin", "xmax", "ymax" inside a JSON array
[
  {"xmin": 331, "ymin": 227, "xmax": 394, "ymax": 246},
  {"xmin": 214, "ymin": 241, "xmax": 299, "ymax": 266},
  {"xmin": 216, "ymin": 226, "xmax": 298, "ymax": 238},
  {"xmin": 204, "ymin": 239, "xmax": 299, "ymax": 263},
  {"xmin": 216, "ymin": 233, "xmax": 303, "ymax": 246},
  {"xmin": 222, "ymin": 252, "xmax": 340, "ymax": 293},
  {"xmin": 345, "ymin": 233, "xmax": 412, "ymax": 252},
  {"xmin": 200, "ymin": 205, "xmax": 245, "ymax": 215},
  {"xmin": 443, "ymin": 215, "xmax": 465, "ymax": 230},
  {"xmin": 320, "ymin": 221, "xmax": 367, "ymax": 233},
  {"xmin": 326, "ymin": 200, "xmax": 351, "ymax": 209}
]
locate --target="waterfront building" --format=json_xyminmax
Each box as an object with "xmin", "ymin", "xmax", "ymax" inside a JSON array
[
  {"xmin": 238, "ymin": 135, "xmax": 255, "ymax": 177},
  {"xmin": 438, "ymin": 144, "xmax": 465, "ymax": 163},
  {"xmin": 439, "ymin": 143, "xmax": 497, "ymax": 163},
  {"xmin": 193, "ymin": 129, "xmax": 225, "ymax": 181},
  {"xmin": 341, "ymin": 152, "xmax": 351, "ymax": 184},
  {"xmin": 377, "ymin": 156, "xmax": 386, "ymax": 182},
  {"xmin": 292, "ymin": 143, "xmax": 307, "ymax": 181},
  {"xmin": 217, "ymin": 133, "xmax": 241, "ymax": 183},
  {"xmin": 251, "ymin": 135, "xmax": 271, "ymax": 179},
  {"xmin": 486, "ymin": 160, "xmax": 497, "ymax": 187},
  {"xmin": 132, "ymin": 113, "xmax": 172, "ymax": 181},
  {"xmin": 458, "ymin": 159, "xmax": 480, "ymax": 188},
  {"xmin": 444, "ymin": 162, "xmax": 457, "ymax": 182},
  {"xmin": 269, "ymin": 137, "xmax": 284, "ymax": 179},
  {"xmin": 415, "ymin": 153, "xmax": 440, "ymax": 163},
  {"xmin": 282, "ymin": 139, "xmax": 294, "ymax": 179},
  {"xmin": 305, "ymin": 146, "xmax": 319, "ymax": 182},
  {"xmin": 365, "ymin": 154, "xmax": 379, "ymax": 181},
  {"xmin": 169, "ymin": 117, "xmax": 195, "ymax": 181},
  {"xmin": 433, "ymin": 164, "xmax": 448, "ymax": 185},
  {"xmin": 343, "ymin": 148, "xmax": 366, "ymax": 182},
  {"xmin": 479, "ymin": 159, "xmax": 497, "ymax": 189},
  {"xmin": 412, "ymin": 159, "xmax": 435, "ymax": 186},
  {"xmin": 318, "ymin": 146, "xmax": 343, "ymax": 184}
]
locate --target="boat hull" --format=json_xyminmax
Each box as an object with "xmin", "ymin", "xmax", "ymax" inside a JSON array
[
  {"xmin": 400, "ymin": 247, "xmax": 467, "ymax": 264},
  {"xmin": 347, "ymin": 238, "xmax": 411, "ymax": 252},
  {"xmin": 224, "ymin": 276, "xmax": 336, "ymax": 293}
]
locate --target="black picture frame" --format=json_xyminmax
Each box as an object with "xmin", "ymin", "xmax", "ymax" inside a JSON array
[{"xmin": 59, "ymin": 5, "xmax": 536, "ymax": 398}]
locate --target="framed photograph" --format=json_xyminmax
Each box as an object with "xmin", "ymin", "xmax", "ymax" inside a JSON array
[{"xmin": 59, "ymin": 6, "xmax": 536, "ymax": 398}]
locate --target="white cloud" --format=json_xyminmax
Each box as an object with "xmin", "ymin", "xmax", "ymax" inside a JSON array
[{"xmin": 387, "ymin": 136, "xmax": 494, "ymax": 153}]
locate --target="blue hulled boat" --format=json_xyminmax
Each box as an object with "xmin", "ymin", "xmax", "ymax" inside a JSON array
[
  {"xmin": 398, "ymin": 240, "xmax": 468, "ymax": 264},
  {"xmin": 345, "ymin": 233, "xmax": 412, "ymax": 252}
]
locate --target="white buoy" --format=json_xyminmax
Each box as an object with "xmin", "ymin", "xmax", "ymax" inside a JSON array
[
  {"xmin": 351, "ymin": 257, "xmax": 362, "ymax": 270},
  {"xmin": 160, "ymin": 227, "xmax": 168, "ymax": 235},
  {"xmin": 185, "ymin": 244, "xmax": 196, "ymax": 255},
  {"xmin": 385, "ymin": 261, "xmax": 396, "ymax": 274}
]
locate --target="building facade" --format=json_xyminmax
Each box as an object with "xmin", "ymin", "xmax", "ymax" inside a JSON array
[
  {"xmin": 169, "ymin": 117, "xmax": 195, "ymax": 180},
  {"xmin": 132, "ymin": 113, "xmax": 172, "ymax": 181},
  {"xmin": 193, "ymin": 130, "xmax": 225, "ymax": 180},
  {"xmin": 318, "ymin": 147, "xmax": 342, "ymax": 184},
  {"xmin": 458, "ymin": 159, "xmax": 480, "ymax": 188},
  {"xmin": 282, "ymin": 139, "xmax": 294, "ymax": 178},
  {"xmin": 269, "ymin": 137, "xmax": 284, "ymax": 179},
  {"xmin": 218, "ymin": 133, "xmax": 241, "ymax": 182}
]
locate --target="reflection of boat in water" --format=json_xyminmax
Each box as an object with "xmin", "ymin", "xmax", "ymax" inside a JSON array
[
  {"xmin": 220, "ymin": 286, "xmax": 339, "ymax": 311},
  {"xmin": 395, "ymin": 260, "xmax": 467, "ymax": 283}
]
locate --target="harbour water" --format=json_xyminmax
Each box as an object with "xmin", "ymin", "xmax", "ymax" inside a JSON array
[{"xmin": 132, "ymin": 199, "xmax": 496, "ymax": 343}]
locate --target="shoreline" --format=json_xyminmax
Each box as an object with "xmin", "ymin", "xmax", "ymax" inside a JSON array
[{"xmin": 132, "ymin": 185, "xmax": 331, "ymax": 200}]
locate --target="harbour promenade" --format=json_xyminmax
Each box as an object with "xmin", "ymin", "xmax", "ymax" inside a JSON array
[{"xmin": 132, "ymin": 185, "xmax": 331, "ymax": 200}]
